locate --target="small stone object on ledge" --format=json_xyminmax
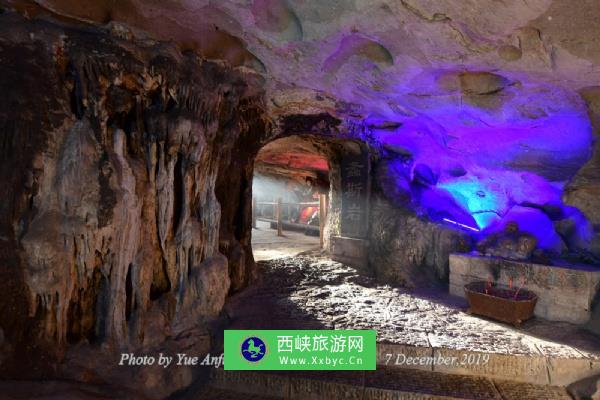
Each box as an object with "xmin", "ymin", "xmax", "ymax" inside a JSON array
[{"xmin": 476, "ymin": 222, "xmax": 538, "ymax": 261}]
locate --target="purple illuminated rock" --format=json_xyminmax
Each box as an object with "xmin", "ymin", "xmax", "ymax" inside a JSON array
[
  {"xmin": 554, "ymin": 207, "xmax": 594, "ymax": 252},
  {"xmin": 375, "ymin": 159, "xmax": 412, "ymax": 206},
  {"xmin": 418, "ymin": 187, "xmax": 479, "ymax": 229},
  {"xmin": 489, "ymin": 206, "xmax": 566, "ymax": 255},
  {"xmin": 459, "ymin": 71, "xmax": 512, "ymax": 95},
  {"xmin": 413, "ymin": 163, "xmax": 438, "ymax": 186}
]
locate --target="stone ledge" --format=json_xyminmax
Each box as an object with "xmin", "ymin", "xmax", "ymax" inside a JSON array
[
  {"xmin": 331, "ymin": 236, "xmax": 369, "ymax": 269},
  {"xmin": 449, "ymin": 253, "xmax": 600, "ymax": 324},
  {"xmin": 212, "ymin": 365, "xmax": 574, "ymax": 399},
  {"xmin": 378, "ymin": 343, "xmax": 600, "ymax": 386}
]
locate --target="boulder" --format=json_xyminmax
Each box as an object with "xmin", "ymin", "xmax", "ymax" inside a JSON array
[
  {"xmin": 459, "ymin": 71, "xmax": 512, "ymax": 95},
  {"xmin": 477, "ymin": 222, "xmax": 538, "ymax": 260},
  {"xmin": 488, "ymin": 206, "xmax": 565, "ymax": 255},
  {"xmin": 567, "ymin": 374, "xmax": 600, "ymax": 400}
]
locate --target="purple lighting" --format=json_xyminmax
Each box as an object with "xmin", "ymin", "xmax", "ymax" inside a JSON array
[{"xmin": 369, "ymin": 69, "xmax": 595, "ymax": 256}]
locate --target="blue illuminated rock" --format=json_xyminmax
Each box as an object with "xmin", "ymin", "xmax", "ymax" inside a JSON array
[{"xmin": 487, "ymin": 206, "xmax": 566, "ymax": 255}]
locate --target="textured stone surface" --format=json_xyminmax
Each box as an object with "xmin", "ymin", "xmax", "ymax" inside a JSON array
[
  {"xmin": 369, "ymin": 195, "xmax": 472, "ymax": 287},
  {"xmin": 2, "ymin": 1, "xmax": 600, "ymax": 397},
  {"xmin": 0, "ymin": 12, "xmax": 270, "ymax": 396},
  {"xmin": 5, "ymin": 1, "xmax": 599, "ymax": 259},
  {"xmin": 210, "ymin": 367, "xmax": 573, "ymax": 400},
  {"xmin": 14, "ymin": 0, "xmax": 600, "ymax": 113},
  {"xmin": 449, "ymin": 253, "xmax": 600, "ymax": 324},
  {"xmin": 226, "ymin": 255, "xmax": 600, "ymax": 384},
  {"xmin": 564, "ymin": 86, "xmax": 600, "ymax": 259}
]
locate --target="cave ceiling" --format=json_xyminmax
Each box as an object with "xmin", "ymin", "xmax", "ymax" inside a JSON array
[
  {"xmin": 9, "ymin": 0, "xmax": 600, "ymax": 118},
  {"xmin": 5, "ymin": 0, "xmax": 600, "ymax": 245}
]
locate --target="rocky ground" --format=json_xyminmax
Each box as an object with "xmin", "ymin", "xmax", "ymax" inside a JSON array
[
  {"xmin": 251, "ymin": 221, "xmax": 321, "ymax": 261},
  {"xmin": 226, "ymin": 255, "xmax": 600, "ymax": 358},
  {"xmin": 212, "ymin": 254, "xmax": 600, "ymax": 399}
]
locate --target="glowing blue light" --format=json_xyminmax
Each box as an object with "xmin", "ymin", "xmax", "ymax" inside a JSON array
[
  {"xmin": 364, "ymin": 70, "xmax": 594, "ymax": 251},
  {"xmin": 442, "ymin": 218, "xmax": 480, "ymax": 232},
  {"xmin": 438, "ymin": 177, "xmax": 504, "ymax": 229}
]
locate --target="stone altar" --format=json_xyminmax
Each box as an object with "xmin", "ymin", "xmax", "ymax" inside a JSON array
[{"xmin": 449, "ymin": 253, "xmax": 600, "ymax": 324}]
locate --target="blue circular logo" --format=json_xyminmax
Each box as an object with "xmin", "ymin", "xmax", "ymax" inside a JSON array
[{"xmin": 241, "ymin": 336, "xmax": 266, "ymax": 362}]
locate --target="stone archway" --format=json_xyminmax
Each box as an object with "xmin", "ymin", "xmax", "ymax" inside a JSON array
[{"xmin": 247, "ymin": 127, "xmax": 373, "ymax": 267}]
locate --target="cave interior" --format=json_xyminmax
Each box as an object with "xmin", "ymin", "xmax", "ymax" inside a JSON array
[{"xmin": 2, "ymin": 0, "xmax": 600, "ymax": 398}]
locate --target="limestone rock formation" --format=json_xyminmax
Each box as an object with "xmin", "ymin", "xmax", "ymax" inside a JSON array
[
  {"xmin": 2, "ymin": 0, "xmax": 600, "ymax": 395},
  {"xmin": 564, "ymin": 87, "xmax": 600, "ymax": 256},
  {"xmin": 369, "ymin": 195, "xmax": 472, "ymax": 287},
  {"xmin": 0, "ymin": 12, "xmax": 269, "ymax": 396},
  {"xmin": 2, "ymin": 0, "xmax": 599, "ymax": 269}
]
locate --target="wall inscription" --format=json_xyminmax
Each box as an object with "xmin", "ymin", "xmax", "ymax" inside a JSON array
[{"xmin": 340, "ymin": 151, "xmax": 369, "ymax": 238}]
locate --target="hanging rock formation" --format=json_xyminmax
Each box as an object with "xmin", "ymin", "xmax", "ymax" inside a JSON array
[
  {"xmin": 2, "ymin": 0, "xmax": 600, "ymax": 394},
  {"xmin": 0, "ymin": 11, "xmax": 269, "ymax": 395}
]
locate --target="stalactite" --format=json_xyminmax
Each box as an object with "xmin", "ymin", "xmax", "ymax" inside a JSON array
[{"xmin": 0, "ymin": 13, "xmax": 271, "ymax": 391}]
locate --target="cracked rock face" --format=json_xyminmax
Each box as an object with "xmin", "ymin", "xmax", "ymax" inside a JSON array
[
  {"xmin": 2, "ymin": 0, "xmax": 600, "ymax": 393},
  {"xmin": 15, "ymin": 0, "xmax": 600, "ymax": 256},
  {"xmin": 4, "ymin": 2, "xmax": 599, "ymax": 243},
  {"xmin": 0, "ymin": 12, "xmax": 269, "ymax": 394}
]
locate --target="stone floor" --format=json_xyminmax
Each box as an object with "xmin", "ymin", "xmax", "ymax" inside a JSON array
[
  {"xmin": 204, "ymin": 367, "xmax": 573, "ymax": 400},
  {"xmin": 226, "ymin": 255, "xmax": 600, "ymax": 358},
  {"xmin": 224, "ymin": 254, "xmax": 600, "ymax": 388},
  {"xmin": 251, "ymin": 220, "xmax": 320, "ymax": 261}
]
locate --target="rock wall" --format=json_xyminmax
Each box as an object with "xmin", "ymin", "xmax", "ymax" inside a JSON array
[
  {"xmin": 570, "ymin": 87, "xmax": 600, "ymax": 336},
  {"xmin": 565, "ymin": 87, "xmax": 600, "ymax": 256},
  {"xmin": 368, "ymin": 194, "xmax": 472, "ymax": 287},
  {"xmin": 0, "ymin": 12, "xmax": 269, "ymax": 389}
]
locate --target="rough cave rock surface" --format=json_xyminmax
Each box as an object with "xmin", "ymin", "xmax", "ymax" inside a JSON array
[
  {"xmin": 6, "ymin": 0, "xmax": 600, "ymax": 267},
  {"xmin": 2, "ymin": 0, "xmax": 600, "ymax": 390},
  {"xmin": 0, "ymin": 12, "xmax": 269, "ymax": 395}
]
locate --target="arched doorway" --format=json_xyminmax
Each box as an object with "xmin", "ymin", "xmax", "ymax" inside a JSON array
[
  {"xmin": 249, "ymin": 133, "xmax": 371, "ymax": 268},
  {"xmin": 251, "ymin": 135, "xmax": 331, "ymax": 260}
]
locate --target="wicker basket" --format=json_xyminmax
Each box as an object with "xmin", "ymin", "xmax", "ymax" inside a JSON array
[{"xmin": 464, "ymin": 281, "xmax": 538, "ymax": 327}]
